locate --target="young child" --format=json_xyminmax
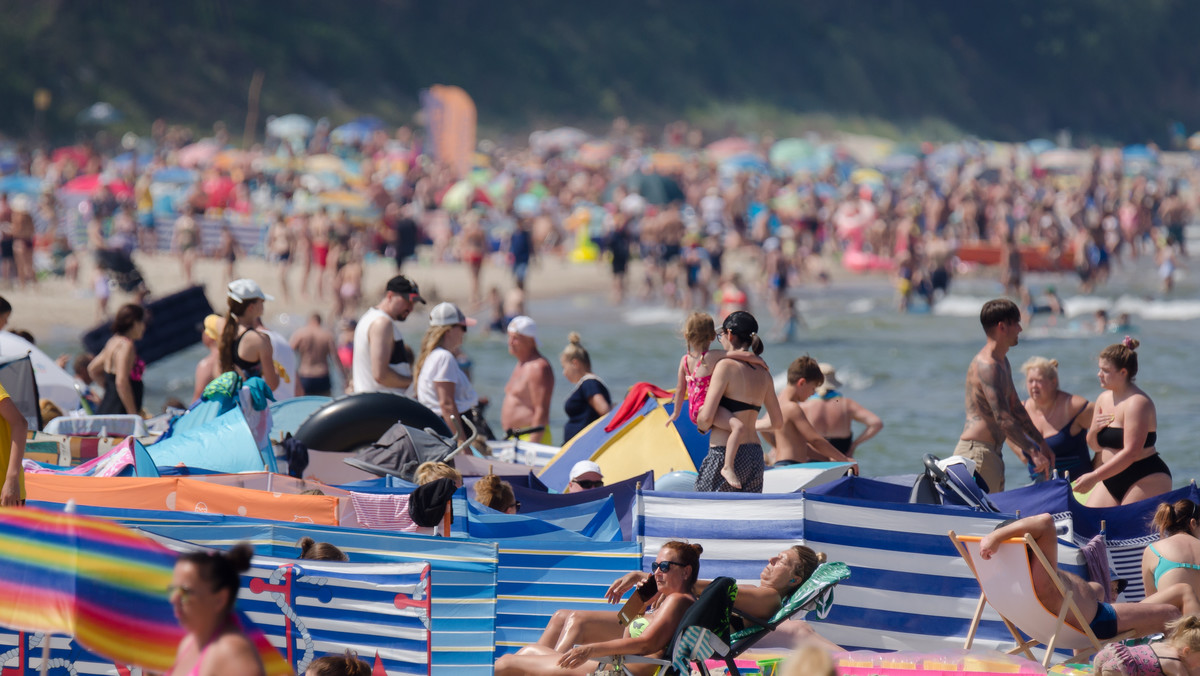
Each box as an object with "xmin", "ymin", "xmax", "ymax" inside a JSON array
[{"xmin": 667, "ymin": 311, "xmax": 763, "ymax": 489}]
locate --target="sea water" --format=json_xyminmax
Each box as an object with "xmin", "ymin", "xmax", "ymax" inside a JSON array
[{"xmin": 122, "ymin": 254, "xmax": 1198, "ymax": 492}]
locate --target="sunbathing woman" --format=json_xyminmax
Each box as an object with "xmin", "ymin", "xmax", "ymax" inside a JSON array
[
  {"xmin": 530, "ymin": 545, "xmax": 822, "ymax": 654},
  {"xmin": 494, "ymin": 541, "xmax": 702, "ymax": 676}
]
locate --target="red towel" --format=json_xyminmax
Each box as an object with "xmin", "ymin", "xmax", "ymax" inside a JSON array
[{"xmin": 605, "ymin": 382, "xmax": 673, "ymax": 432}]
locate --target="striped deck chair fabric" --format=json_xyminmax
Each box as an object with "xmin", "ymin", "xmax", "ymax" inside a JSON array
[{"xmin": 729, "ymin": 561, "xmax": 850, "ymax": 656}]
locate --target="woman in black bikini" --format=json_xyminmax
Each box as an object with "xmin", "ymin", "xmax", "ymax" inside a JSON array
[
  {"xmin": 1074, "ymin": 337, "xmax": 1171, "ymax": 506},
  {"xmin": 694, "ymin": 311, "xmax": 783, "ymax": 493},
  {"xmin": 216, "ymin": 279, "xmax": 280, "ymax": 391},
  {"xmin": 89, "ymin": 303, "xmax": 147, "ymax": 416}
]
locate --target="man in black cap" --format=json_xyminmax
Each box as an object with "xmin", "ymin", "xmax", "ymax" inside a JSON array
[{"xmin": 351, "ymin": 275, "xmax": 424, "ymax": 394}]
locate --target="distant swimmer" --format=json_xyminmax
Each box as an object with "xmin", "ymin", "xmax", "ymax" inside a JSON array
[
  {"xmin": 799, "ymin": 362, "xmax": 883, "ymax": 459},
  {"xmin": 953, "ymin": 298, "xmax": 1052, "ymax": 492}
]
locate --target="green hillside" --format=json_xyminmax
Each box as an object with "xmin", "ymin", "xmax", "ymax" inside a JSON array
[{"xmin": 2, "ymin": 1, "xmax": 1198, "ymax": 144}]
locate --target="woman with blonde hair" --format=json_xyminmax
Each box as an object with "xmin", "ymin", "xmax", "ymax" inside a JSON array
[
  {"xmin": 1093, "ymin": 614, "xmax": 1200, "ymax": 675},
  {"xmin": 1020, "ymin": 356, "xmax": 1094, "ymax": 481},
  {"xmin": 560, "ymin": 332, "xmax": 610, "ymax": 443},
  {"xmin": 413, "ymin": 302, "xmax": 478, "ymax": 442},
  {"xmin": 1074, "ymin": 338, "xmax": 1170, "ymax": 506}
]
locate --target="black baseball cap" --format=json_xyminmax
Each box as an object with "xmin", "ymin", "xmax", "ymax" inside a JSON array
[{"xmin": 386, "ymin": 275, "xmax": 426, "ymax": 303}]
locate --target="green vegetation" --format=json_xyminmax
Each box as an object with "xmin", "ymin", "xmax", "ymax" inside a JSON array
[{"xmin": 1, "ymin": 1, "xmax": 1197, "ymax": 145}]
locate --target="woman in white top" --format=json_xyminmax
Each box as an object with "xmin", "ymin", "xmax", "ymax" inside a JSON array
[{"xmin": 414, "ymin": 302, "xmax": 479, "ymax": 441}]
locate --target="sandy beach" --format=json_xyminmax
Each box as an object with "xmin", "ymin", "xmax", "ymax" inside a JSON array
[{"xmin": 5, "ymin": 250, "xmax": 639, "ymax": 346}]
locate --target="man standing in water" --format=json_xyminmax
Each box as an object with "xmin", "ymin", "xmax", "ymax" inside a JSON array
[
  {"xmin": 502, "ymin": 316, "xmax": 554, "ymax": 443},
  {"xmin": 955, "ymin": 298, "xmax": 1052, "ymax": 492},
  {"xmin": 352, "ymin": 275, "xmax": 423, "ymax": 394}
]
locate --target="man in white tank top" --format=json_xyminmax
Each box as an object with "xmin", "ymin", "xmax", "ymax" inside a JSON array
[{"xmin": 351, "ymin": 275, "xmax": 424, "ymax": 394}]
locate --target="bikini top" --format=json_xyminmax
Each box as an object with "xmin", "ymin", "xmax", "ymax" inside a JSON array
[
  {"xmin": 1149, "ymin": 543, "xmax": 1200, "ymax": 587},
  {"xmin": 232, "ymin": 329, "xmax": 265, "ymax": 377},
  {"xmin": 720, "ymin": 395, "xmax": 761, "ymax": 414},
  {"xmin": 1096, "ymin": 427, "xmax": 1156, "ymax": 450}
]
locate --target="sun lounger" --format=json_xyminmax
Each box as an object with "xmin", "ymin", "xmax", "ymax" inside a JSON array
[
  {"xmin": 949, "ymin": 530, "xmax": 1133, "ymax": 667},
  {"xmin": 726, "ymin": 560, "xmax": 851, "ymax": 663}
]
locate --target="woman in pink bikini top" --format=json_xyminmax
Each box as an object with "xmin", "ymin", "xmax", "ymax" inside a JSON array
[{"xmin": 167, "ymin": 543, "xmax": 266, "ymax": 676}]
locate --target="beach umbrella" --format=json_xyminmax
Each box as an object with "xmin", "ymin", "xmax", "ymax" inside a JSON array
[
  {"xmin": 51, "ymin": 145, "xmax": 91, "ymax": 168},
  {"xmin": 267, "ymin": 113, "xmax": 315, "ymax": 139},
  {"xmin": 0, "ymin": 507, "xmax": 291, "ymax": 675},
  {"xmin": 151, "ymin": 167, "xmax": 197, "ymax": 185},
  {"xmin": 719, "ymin": 153, "xmax": 770, "ymax": 174},
  {"xmin": 176, "ymin": 140, "xmax": 220, "ymax": 168},
  {"xmin": 214, "ymin": 148, "xmax": 250, "ymax": 170},
  {"xmin": 514, "ymin": 192, "xmax": 542, "ymax": 217},
  {"xmin": 1122, "ymin": 144, "xmax": 1155, "ymax": 161},
  {"xmin": 769, "ymin": 138, "xmax": 816, "ymax": 170},
  {"xmin": 0, "ymin": 174, "xmax": 45, "ymax": 196},
  {"xmin": 576, "ymin": 140, "xmax": 615, "ymax": 167},
  {"xmin": 61, "ymin": 174, "xmax": 133, "ymax": 198},
  {"xmin": 439, "ymin": 179, "xmax": 492, "ymax": 213},
  {"xmin": 75, "ymin": 102, "xmax": 123, "ymax": 126},
  {"xmin": 1025, "ymin": 138, "xmax": 1056, "ymax": 156},
  {"xmin": 330, "ymin": 115, "xmax": 386, "ymax": 145},
  {"xmin": 849, "ymin": 168, "xmax": 884, "ymax": 186},
  {"xmin": 603, "ymin": 172, "xmax": 684, "ymax": 205},
  {"xmin": 304, "ymin": 153, "xmax": 345, "ymax": 174},
  {"xmin": 705, "ymin": 136, "xmax": 756, "ymax": 163},
  {"xmin": 649, "ymin": 151, "xmax": 686, "ymax": 173},
  {"xmin": 529, "ymin": 126, "xmax": 589, "ymax": 154},
  {"xmin": 0, "ymin": 330, "xmax": 80, "ymax": 413}
]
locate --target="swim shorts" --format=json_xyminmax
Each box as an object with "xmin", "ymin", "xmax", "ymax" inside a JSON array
[
  {"xmin": 1089, "ymin": 601, "xmax": 1119, "ymax": 640},
  {"xmin": 952, "ymin": 439, "xmax": 1004, "ymax": 493}
]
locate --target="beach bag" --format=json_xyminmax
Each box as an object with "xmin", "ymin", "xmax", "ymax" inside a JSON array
[{"xmin": 202, "ymin": 371, "xmax": 243, "ymax": 401}]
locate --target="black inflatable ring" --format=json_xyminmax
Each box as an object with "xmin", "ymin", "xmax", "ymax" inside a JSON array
[{"xmin": 294, "ymin": 392, "xmax": 452, "ymax": 453}]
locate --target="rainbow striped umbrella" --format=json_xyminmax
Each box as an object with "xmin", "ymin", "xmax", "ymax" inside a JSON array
[{"xmin": 0, "ymin": 507, "xmax": 291, "ymax": 675}]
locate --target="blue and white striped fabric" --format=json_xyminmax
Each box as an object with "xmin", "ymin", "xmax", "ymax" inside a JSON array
[
  {"xmin": 637, "ymin": 489, "xmax": 1025, "ymax": 653},
  {"xmin": 155, "ymin": 533, "xmax": 433, "ymax": 675},
  {"xmin": 494, "ymin": 540, "xmax": 642, "ymax": 655},
  {"xmin": 467, "ymin": 495, "xmax": 623, "ymax": 542}
]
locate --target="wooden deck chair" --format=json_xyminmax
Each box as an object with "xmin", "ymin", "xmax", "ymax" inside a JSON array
[
  {"xmin": 724, "ymin": 561, "xmax": 851, "ymax": 668},
  {"xmin": 595, "ymin": 577, "xmax": 738, "ymax": 676},
  {"xmin": 949, "ymin": 530, "xmax": 1134, "ymax": 667}
]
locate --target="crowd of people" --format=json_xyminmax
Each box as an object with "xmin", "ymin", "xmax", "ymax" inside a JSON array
[{"xmin": 0, "ymin": 118, "xmax": 1194, "ymax": 336}]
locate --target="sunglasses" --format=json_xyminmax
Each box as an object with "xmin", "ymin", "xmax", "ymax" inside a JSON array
[
  {"xmin": 167, "ymin": 584, "xmax": 202, "ymax": 601},
  {"xmin": 650, "ymin": 560, "xmax": 684, "ymax": 573},
  {"xmin": 573, "ymin": 479, "xmax": 604, "ymax": 489}
]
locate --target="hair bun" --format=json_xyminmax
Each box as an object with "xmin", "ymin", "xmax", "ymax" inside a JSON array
[
  {"xmin": 816, "ymin": 552, "xmax": 828, "ymax": 563},
  {"xmin": 567, "ymin": 331, "xmax": 582, "ymax": 345},
  {"xmin": 227, "ymin": 543, "xmax": 255, "ymax": 573},
  {"xmin": 298, "ymin": 536, "xmax": 316, "ymax": 557},
  {"xmin": 1123, "ymin": 336, "xmax": 1140, "ymax": 351},
  {"xmin": 691, "ymin": 543, "xmax": 704, "ymax": 556}
]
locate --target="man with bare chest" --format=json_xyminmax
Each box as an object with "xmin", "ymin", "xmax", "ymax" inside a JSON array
[
  {"xmin": 501, "ymin": 316, "xmax": 554, "ymax": 443},
  {"xmin": 955, "ymin": 298, "xmax": 1052, "ymax": 492}
]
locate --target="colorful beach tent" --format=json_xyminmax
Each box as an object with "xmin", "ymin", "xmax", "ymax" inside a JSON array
[
  {"xmin": 149, "ymin": 406, "xmax": 273, "ymax": 473},
  {"xmin": 0, "ymin": 507, "xmax": 290, "ymax": 675},
  {"xmin": 540, "ymin": 388, "xmax": 706, "ymax": 488}
]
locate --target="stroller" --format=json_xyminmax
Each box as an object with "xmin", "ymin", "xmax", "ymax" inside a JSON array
[{"xmin": 344, "ymin": 415, "xmax": 482, "ymax": 482}]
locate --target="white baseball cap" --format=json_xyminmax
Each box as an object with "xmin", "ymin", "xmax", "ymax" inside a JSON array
[
  {"xmin": 429, "ymin": 302, "xmax": 477, "ymax": 327},
  {"xmin": 569, "ymin": 460, "xmax": 604, "ymax": 482},
  {"xmin": 227, "ymin": 278, "xmax": 274, "ymax": 303},
  {"xmin": 507, "ymin": 315, "xmax": 537, "ymax": 339}
]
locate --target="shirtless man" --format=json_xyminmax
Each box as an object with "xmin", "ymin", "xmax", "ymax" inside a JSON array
[
  {"xmin": 501, "ymin": 316, "xmax": 553, "ymax": 443},
  {"xmin": 351, "ymin": 275, "xmax": 423, "ymax": 395},
  {"xmin": 980, "ymin": 513, "xmax": 1196, "ymax": 640},
  {"xmin": 799, "ymin": 362, "xmax": 883, "ymax": 459},
  {"xmin": 757, "ymin": 356, "xmax": 856, "ymax": 468},
  {"xmin": 955, "ymin": 298, "xmax": 1052, "ymax": 492},
  {"xmin": 290, "ymin": 313, "xmax": 346, "ymax": 397}
]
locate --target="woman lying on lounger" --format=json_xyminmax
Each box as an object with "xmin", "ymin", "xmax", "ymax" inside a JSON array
[
  {"xmin": 527, "ymin": 545, "xmax": 823, "ymax": 655},
  {"xmin": 494, "ymin": 541, "xmax": 703, "ymax": 676}
]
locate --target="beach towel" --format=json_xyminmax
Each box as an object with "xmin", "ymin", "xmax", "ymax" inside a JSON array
[
  {"xmin": 349, "ymin": 491, "xmax": 420, "ymax": 531},
  {"xmin": 605, "ymin": 382, "xmax": 672, "ymax": 432}
]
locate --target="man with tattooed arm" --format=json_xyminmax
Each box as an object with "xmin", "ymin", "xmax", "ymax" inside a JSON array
[{"xmin": 953, "ymin": 298, "xmax": 1053, "ymax": 492}]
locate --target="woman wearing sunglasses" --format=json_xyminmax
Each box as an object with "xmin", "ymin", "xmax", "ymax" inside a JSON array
[
  {"xmin": 167, "ymin": 543, "xmax": 265, "ymax": 676},
  {"xmin": 495, "ymin": 541, "xmax": 703, "ymax": 675}
]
